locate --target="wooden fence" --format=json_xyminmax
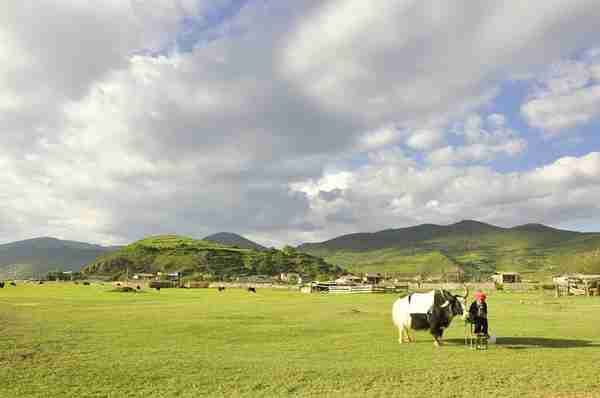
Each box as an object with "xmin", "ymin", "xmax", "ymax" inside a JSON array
[{"xmin": 321, "ymin": 284, "xmax": 409, "ymax": 294}]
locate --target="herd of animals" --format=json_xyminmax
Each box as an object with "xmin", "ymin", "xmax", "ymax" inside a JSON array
[{"xmin": 2, "ymin": 279, "xmax": 474, "ymax": 347}]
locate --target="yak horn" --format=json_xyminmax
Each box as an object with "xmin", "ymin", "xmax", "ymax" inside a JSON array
[
  {"xmin": 462, "ymin": 284, "xmax": 469, "ymax": 299},
  {"xmin": 440, "ymin": 301, "xmax": 450, "ymax": 308}
]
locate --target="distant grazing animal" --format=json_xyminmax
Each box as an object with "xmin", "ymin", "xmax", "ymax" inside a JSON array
[
  {"xmin": 0, "ymin": 282, "xmax": 4, "ymax": 288},
  {"xmin": 155, "ymin": 287, "xmax": 161, "ymax": 291},
  {"xmin": 136, "ymin": 285, "xmax": 141, "ymax": 290},
  {"xmin": 218, "ymin": 286, "xmax": 226, "ymax": 292},
  {"xmin": 83, "ymin": 281, "xmax": 90, "ymax": 286},
  {"xmin": 38, "ymin": 281, "xmax": 43, "ymax": 285},
  {"xmin": 10, "ymin": 281, "xmax": 17, "ymax": 287},
  {"xmin": 247, "ymin": 287, "xmax": 257, "ymax": 293},
  {"xmin": 116, "ymin": 283, "xmax": 121, "ymax": 287},
  {"xmin": 392, "ymin": 286, "xmax": 468, "ymax": 347}
]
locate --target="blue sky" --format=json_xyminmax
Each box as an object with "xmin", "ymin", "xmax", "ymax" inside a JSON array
[
  {"xmin": 173, "ymin": 0, "xmax": 250, "ymax": 53},
  {"xmin": 1, "ymin": 1, "xmax": 600, "ymax": 246}
]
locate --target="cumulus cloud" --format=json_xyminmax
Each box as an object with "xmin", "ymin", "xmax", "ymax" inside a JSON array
[
  {"xmin": 521, "ymin": 49, "xmax": 600, "ymax": 133},
  {"xmin": 1, "ymin": 1, "xmax": 600, "ymax": 246},
  {"xmin": 425, "ymin": 114, "xmax": 526, "ymax": 165},
  {"xmin": 406, "ymin": 129, "xmax": 444, "ymax": 151},
  {"xmin": 294, "ymin": 152, "xmax": 600, "ymax": 242}
]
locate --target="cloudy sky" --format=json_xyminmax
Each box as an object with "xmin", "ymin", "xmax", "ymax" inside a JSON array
[{"xmin": 2, "ymin": 0, "xmax": 600, "ymax": 247}]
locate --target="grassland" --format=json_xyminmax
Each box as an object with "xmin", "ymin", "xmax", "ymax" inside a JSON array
[{"xmin": 1, "ymin": 283, "xmax": 599, "ymax": 397}]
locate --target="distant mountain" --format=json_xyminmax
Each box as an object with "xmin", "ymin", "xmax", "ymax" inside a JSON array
[
  {"xmin": 0, "ymin": 237, "xmax": 120, "ymax": 279},
  {"xmin": 297, "ymin": 220, "xmax": 600, "ymax": 279},
  {"xmin": 297, "ymin": 220, "xmax": 505, "ymax": 252},
  {"xmin": 82, "ymin": 235, "xmax": 342, "ymax": 280},
  {"xmin": 203, "ymin": 232, "xmax": 267, "ymax": 251}
]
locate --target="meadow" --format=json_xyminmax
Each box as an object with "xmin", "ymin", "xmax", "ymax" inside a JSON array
[{"xmin": 1, "ymin": 283, "xmax": 599, "ymax": 397}]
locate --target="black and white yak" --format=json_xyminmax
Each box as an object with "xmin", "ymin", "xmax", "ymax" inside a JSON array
[{"xmin": 392, "ymin": 286, "xmax": 468, "ymax": 347}]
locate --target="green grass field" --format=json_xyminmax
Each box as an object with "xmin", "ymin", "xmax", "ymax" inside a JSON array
[{"xmin": 1, "ymin": 283, "xmax": 599, "ymax": 397}]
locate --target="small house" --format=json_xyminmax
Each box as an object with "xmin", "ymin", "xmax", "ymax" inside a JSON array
[
  {"xmin": 363, "ymin": 273, "xmax": 383, "ymax": 285},
  {"xmin": 491, "ymin": 272, "xmax": 521, "ymax": 284},
  {"xmin": 132, "ymin": 273, "xmax": 155, "ymax": 280},
  {"xmin": 280, "ymin": 272, "xmax": 301, "ymax": 283},
  {"xmin": 436, "ymin": 266, "xmax": 465, "ymax": 283},
  {"xmin": 335, "ymin": 274, "xmax": 362, "ymax": 285}
]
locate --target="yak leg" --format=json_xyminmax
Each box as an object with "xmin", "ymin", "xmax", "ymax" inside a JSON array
[
  {"xmin": 433, "ymin": 330, "xmax": 444, "ymax": 347},
  {"xmin": 398, "ymin": 326, "xmax": 405, "ymax": 344}
]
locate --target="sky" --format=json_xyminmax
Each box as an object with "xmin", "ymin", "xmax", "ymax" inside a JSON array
[{"xmin": 1, "ymin": 0, "xmax": 600, "ymax": 247}]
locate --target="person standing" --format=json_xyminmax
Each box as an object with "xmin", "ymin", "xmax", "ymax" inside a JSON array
[{"xmin": 469, "ymin": 290, "xmax": 489, "ymax": 337}]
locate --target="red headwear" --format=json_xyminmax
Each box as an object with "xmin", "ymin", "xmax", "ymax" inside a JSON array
[{"xmin": 474, "ymin": 291, "xmax": 487, "ymax": 301}]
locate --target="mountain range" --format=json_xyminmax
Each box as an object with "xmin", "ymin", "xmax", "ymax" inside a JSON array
[
  {"xmin": 203, "ymin": 232, "xmax": 267, "ymax": 251},
  {"xmin": 3, "ymin": 221, "xmax": 600, "ymax": 281},
  {"xmin": 0, "ymin": 237, "xmax": 120, "ymax": 279},
  {"xmin": 296, "ymin": 220, "xmax": 600, "ymax": 279}
]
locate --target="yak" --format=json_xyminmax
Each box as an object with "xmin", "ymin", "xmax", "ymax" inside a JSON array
[
  {"xmin": 392, "ymin": 286, "xmax": 468, "ymax": 347},
  {"xmin": 247, "ymin": 287, "xmax": 257, "ymax": 293},
  {"xmin": 218, "ymin": 286, "xmax": 226, "ymax": 292}
]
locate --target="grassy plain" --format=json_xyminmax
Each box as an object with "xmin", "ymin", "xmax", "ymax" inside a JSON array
[{"xmin": 1, "ymin": 283, "xmax": 599, "ymax": 397}]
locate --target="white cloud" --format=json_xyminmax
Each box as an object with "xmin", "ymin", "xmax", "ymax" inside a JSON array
[
  {"xmin": 294, "ymin": 152, "xmax": 600, "ymax": 242},
  {"xmin": 521, "ymin": 50, "xmax": 600, "ymax": 133},
  {"xmin": 406, "ymin": 129, "xmax": 444, "ymax": 150},
  {"xmin": 424, "ymin": 113, "xmax": 526, "ymax": 165},
  {"xmin": 1, "ymin": 1, "xmax": 600, "ymax": 246},
  {"xmin": 356, "ymin": 126, "xmax": 402, "ymax": 152}
]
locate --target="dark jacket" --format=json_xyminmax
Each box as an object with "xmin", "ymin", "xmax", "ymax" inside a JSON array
[{"xmin": 469, "ymin": 301, "xmax": 487, "ymax": 320}]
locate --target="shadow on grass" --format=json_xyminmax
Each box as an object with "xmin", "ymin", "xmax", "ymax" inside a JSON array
[{"xmin": 446, "ymin": 337, "xmax": 600, "ymax": 349}]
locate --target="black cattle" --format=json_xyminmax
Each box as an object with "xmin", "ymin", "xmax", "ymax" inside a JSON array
[
  {"xmin": 83, "ymin": 281, "xmax": 90, "ymax": 286},
  {"xmin": 155, "ymin": 287, "xmax": 161, "ymax": 291},
  {"xmin": 218, "ymin": 286, "xmax": 226, "ymax": 292},
  {"xmin": 10, "ymin": 281, "xmax": 17, "ymax": 287},
  {"xmin": 136, "ymin": 285, "xmax": 141, "ymax": 290},
  {"xmin": 247, "ymin": 287, "xmax": 257, "ymax": 293},
  {"xmin": 0, "ymin": 282, "xmax": 4, "ymax": 288}
]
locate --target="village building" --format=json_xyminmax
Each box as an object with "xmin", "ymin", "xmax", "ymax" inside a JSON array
[
  {"xmin": 439, "ymin": 266, "xmax": 465, "ymax": 283},
  {"xmin": 363, "ymin": 273, "xmax": 383, "ymax": 285},
  {"xmin": 132, "ymin": 273, "xmax": 156, "ymax": 280},
  {"xmin": 279, "ymin": 272, "xmax": 303, "ymax": 283},
  {"xmin": 491, "ymin": 272, "xmax": 521, "ymax": 284},
  {"xmin": 553, "ymin": 274, "xmax": 600, "ymax": 296},
  {"xmin": 335, "ymin": 274, "xmax": 362, "ymax": 285}
]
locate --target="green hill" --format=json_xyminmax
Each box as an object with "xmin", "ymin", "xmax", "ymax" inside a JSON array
[
  {"xmin": 297, "ymin": 220, "xmax": 600, "ymax": 280},
  {"xmin": 0, "ymin": 237, "xmax": 119, "ymax": 279},
  {"xmin": 203, "ymin": 232, "xmax": 267, "ymax": 251},
  {"xmin": 81, "ymin": 235, "xmax": 342, "ymax": 281}
]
